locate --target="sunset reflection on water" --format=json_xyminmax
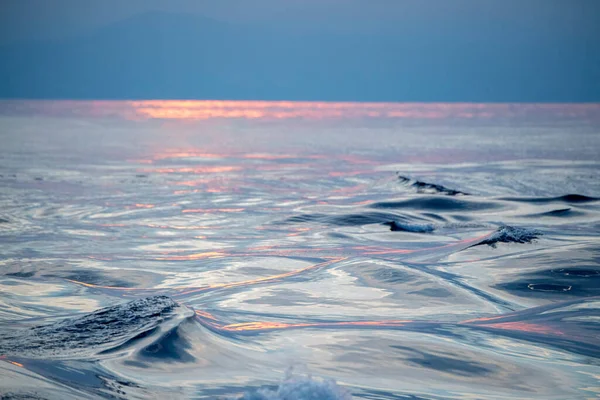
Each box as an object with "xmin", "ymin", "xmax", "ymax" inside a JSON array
[
  {"xmin": 1, "ymin": 99, "xmax": 600, "ymax": 398},
  {"xmin": 1, "ymin": 99, "xmax": 599, "ymax": 122}
]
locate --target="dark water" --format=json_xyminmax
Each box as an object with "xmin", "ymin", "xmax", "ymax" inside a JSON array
[{"xmin": 1, "ymin": 101, "xmax": 600, "ymax": 399}]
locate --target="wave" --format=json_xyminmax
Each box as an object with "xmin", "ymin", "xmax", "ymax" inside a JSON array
[
  {"xmin": 383, "ymin": 220, "xmax": 490, "ymax": 233},
  {"xmin": 370, "ymin": 196, "xmax": 501, "ymax": 212},
  {"xmin": 0, "ymin": 296, "xmax": 193, "ymax": 359},
  {"xmin": 383, "ymin": 221, "xmax": 436, "ymax": 233},
  {"xmin": 467, "ymin": 297, "xmax": 600, "ymax": 358},
  {"xmin": 194, "ymin": 296, "xmax": 600, "ymax": 362},
  {"xmin": 137, "ymin": 323, "xmax": 196, "ymax": 362},
  {"xmin": 397, "ymin": 175, "xmax": 469, "ymax": 196},
  {"xmin": 285, "ymin": 211, "xmax": 402, "ymax": 226},
  {"xmin": 499, "ymin": 194, "xmax": 599, "ymax": 204},
  {"xmin": 523, "ymin": 208, "xmax": 586, "ymax": 218},
  {"xmin": 472, "ymin": 225, "xmax": 541, "ymax": 247},
  {"xmin": 0, "ymin": 392, "xmax": 51, "ymax": 400}
]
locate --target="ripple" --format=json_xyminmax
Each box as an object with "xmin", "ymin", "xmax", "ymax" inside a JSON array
[{"xmin": 495, "ymin": 267, "xmax": 600, "ymax": 298}]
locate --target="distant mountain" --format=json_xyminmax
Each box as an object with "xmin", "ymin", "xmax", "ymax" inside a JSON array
[{"xmin": 1, "ymin": 10, "xmax": 599, "ymax": 101}]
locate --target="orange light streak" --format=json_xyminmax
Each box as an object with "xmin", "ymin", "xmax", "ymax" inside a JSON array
[
  {"xmin": 195, "ymin": 310, "xmax": 218, "ymax": 320},
  {"xmin": 195, "ymin": 316, "xmax": 411, "ymax": 333},
  {"xmin": 133, "ymin": 204, "xmax": 155, "ymax": 209},
  {"xmin": 7, "ymin": 361, "xmax": 24, "ymax": 368},
  {"xmin": 65, "ymin": 279, "xmax": 142, "ymax": 291},
  {"xmin": 4, "ymin": 100, "xmax": 600, "ymax": 122}
]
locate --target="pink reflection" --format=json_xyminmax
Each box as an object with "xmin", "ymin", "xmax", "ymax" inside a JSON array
[
  {"xmin": 482, "ymin": 321, "xmax": 564, "ymax": 336},
  {"xmin": 195, "ymin": 315, "xmax": 410, "ymax": 333},
  {"xmin": 1, "ymin": 100, "xmax": 598, "ymax": 122},
  {"xmin": 143, "ymin": 166, "xmax": 241, "ymax": 174},
  {"xmin": 182, "ymin": 208, "xmax": 244, "ymax": 213}
]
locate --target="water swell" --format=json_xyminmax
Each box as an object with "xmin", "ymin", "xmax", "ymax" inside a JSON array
[
  {"xmin": 284, "ymin": 211, "xmax": 403, "ymax": 227},
  {"xmin": 523, "ymin": 208, "xmax": 585, "ymax": 218},
  {"xmin": 193, "ymin": 297, "xmax": 600, "ymax": 360},
  {"xmin": 472, "ymin": 225, "xmax": 541, "ymax": 247},
  {"xmin": 383, "ymin": 221, "xmax": 540, "ymax": 248},
  {"xmin": 371, "ymin": 196, "xmax": 501, "ymax": 211},
  {"xmin": 466, "ymin": 297, "xmax": 600, "ymax": 359},
  {"xmin": 397, "ymin": 174, "xmax": 469, "ymax": 196},
  {"xmin": 499, "ymin": 194, "xmax": 599, "ymax": 204},
  {"xmin": 0, "ymin": 296, "xmax": 193, "ymax": 359}
]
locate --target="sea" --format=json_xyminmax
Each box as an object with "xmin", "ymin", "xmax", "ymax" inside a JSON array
[{"xmin": 0, "ymin": 100, "xmax": 599, "ymax": 399}]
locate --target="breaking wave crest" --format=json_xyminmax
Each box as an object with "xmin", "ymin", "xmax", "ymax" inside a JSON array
[
  {"xmin": 474, "ymin": 225, "xmax": 542, "ymax": 247},
  {"xmin": 384, "ymin": 220, "xmax": 436, "ymax": 232},
  {"xmin": 237, "ymin": 373, "xmax": 351, "ymax": 400},
  {"xmin": 0, "ymin": 296, "xmax": 191, "ymax": 359},
  {"xmin": 397, "ymin": 174, "xmax": 469, "ymax": 196}
]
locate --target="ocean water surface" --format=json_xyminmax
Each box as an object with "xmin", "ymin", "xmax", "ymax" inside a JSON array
[{"xmin": 0, "ymin": 101, "xmax": 599, "ymax": 399}]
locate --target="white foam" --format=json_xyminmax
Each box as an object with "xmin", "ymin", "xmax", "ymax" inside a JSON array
[
  {"xmin": 483, "ymin": 225, "xmax": 542, "ymax": 247},
  {"xmin": 238, "ymin": 374, "xmax": 351, "ymax": 400}
]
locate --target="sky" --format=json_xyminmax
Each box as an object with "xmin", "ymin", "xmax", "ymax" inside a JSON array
[
  {"xmin": 2, "ymin": 0, "xmax": 598, "ymax": 43},
  {"xmin": 1, "ymin": 0, "xmax": 599, "ymax": 101}
]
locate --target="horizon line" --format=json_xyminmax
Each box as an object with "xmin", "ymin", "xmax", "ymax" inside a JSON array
[{"xmin": 2, "ymin": 98, "xmax": 600, "ymax": 105}]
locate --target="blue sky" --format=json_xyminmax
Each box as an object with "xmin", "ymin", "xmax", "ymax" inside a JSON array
[
  {"xmin": 1, "ymin": 0, "xmax": 599, "ymax": 101},
  {"xmin": 3, "ymin": 0, "xmax": 597, "ymax": 43}
]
